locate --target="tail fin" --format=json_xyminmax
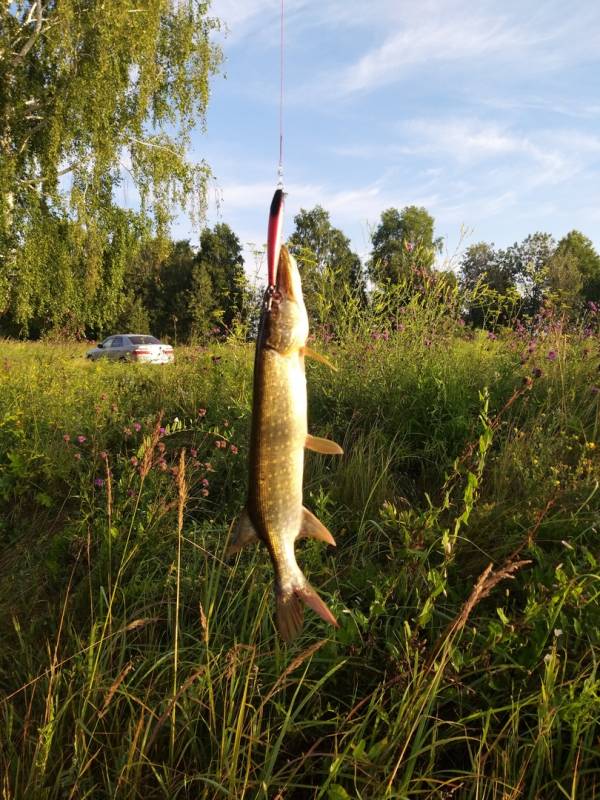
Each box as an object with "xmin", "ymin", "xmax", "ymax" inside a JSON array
[{"xmin": 276, "ymin": 578, "xmax": 338, "ymax": 643}]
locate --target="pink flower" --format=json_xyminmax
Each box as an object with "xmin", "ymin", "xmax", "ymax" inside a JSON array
[
  {"xmin": 230, "ymin": 445, "xmax": 238, "ymax": 454},
  {"xmin": 201, "ymin": 489, "xmax": 209, "ymax": 497},
  {"xmin": 63, "ymin": 434, "xmax": 71, "ymax": 443},
  {"xmin": 77, "ymin": 435, "xmax": 86, "ymax": 444},
  {"xmin": 198, "ymin": 408, "xmax": 207, "ymax": 417},
  {"xmin": 547, "ymin": 350, "xmax": 557, "ymax": 361},
  {"xmin": 133, "ymin": 422, "xmax": 142, "ymax": 432},
  {"xmin": 190, "ymin": 448, "xmax": 197, "ymax": 458},
  {"xmin": 201, "ymin": 478, "xmax": 209, "ymax": 487},
  {"xmin": 94, "ymin": 478, "xmax": 104, "ymax": 488},
  {"xmin": 130, "ymin": 456, "xmax": 138, "ymax": 467}
]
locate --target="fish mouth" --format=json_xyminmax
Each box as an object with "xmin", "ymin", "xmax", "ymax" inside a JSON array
[{"xmin": 275, "ymin": 245, "xmax": 300, "ymax": 302}]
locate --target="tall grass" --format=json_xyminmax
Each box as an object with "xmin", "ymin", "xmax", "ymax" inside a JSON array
[{"xmin": 0, "ymin": 289, "xmax": 599, "ymax": 798}]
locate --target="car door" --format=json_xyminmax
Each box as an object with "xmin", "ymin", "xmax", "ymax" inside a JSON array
[
  {"xmin": 108, "ymin": 336, "xmax": 125, "ymax": 360},
  {"xmin": 100, "ymin": 337, "xmax": 113, "ymax": 358}
]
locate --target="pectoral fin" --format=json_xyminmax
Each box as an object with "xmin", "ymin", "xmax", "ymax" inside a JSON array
[
  {"xmin": 298, "ymin": 506, "xmax": 336, "ymax": 546},
  {"xmin": 303, "ymin": 346, "xmax": 338, "ymax": 371},
  {"xmin": 226, "ymin": 509, "xmax": 260, "ymax": 557},
  {"xmin": 305, "ymin": 434, "xmax": 344, "ymax": 456}
]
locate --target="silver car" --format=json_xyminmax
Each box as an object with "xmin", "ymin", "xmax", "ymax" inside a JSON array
[{"xmin": 86, "ymin": 334, "xmax": 174, "ymax": 364}]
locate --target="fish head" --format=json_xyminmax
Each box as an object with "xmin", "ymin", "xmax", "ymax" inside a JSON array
[{"xmin": 264, "ymin": 246, "xmax": 308, "ymax": 354}]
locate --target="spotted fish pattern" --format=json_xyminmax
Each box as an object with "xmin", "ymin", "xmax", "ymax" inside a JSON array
[{"xmin": 228, "ymin": 246, "xmax": 343, "ymax": 641}]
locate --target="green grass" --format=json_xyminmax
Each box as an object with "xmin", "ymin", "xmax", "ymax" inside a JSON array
[{"xmin": 0, "ymin": 310, "xmax": 599, "ymax": 798}]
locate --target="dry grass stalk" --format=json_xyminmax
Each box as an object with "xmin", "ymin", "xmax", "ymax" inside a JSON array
[
  {"xmin": 256, "ymin": 639, "xmax": 326, "ymax": 716},
  {"xmin": 140, "ymin": 412, "xmax": 164, "ymax": 479},
  {"xmin": 426, "ymin": 557, "xmax": 531, "ymax": 671},
  {"xmin": 148, "ymin": 667, "xmax": 205, "ymax": 750},
  {"xmin": 98, "ymin": 661, "xmax": 133, "ymax": 719}
]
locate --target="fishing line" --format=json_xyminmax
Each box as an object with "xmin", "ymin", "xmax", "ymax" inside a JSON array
[
  {"xmin": 266, "ymin": 0, "xmax": 286, "ymax": 292},
  {"xmin": 277, "ymin": 0, "xmax": 285, "ymax": 188}
]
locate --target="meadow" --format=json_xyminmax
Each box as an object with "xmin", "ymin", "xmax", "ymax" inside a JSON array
[{"xmin": 0, "ymin": 290, "xmax": 599, "ymax": 799}]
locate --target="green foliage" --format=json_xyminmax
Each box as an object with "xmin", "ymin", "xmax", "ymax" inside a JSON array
[
  {"xmin": 0, "ymin": 0, "xmax": 222, "ymax": 338},
  {"xmin": 288, "ymin": 205, "xmax": 366, "ymax": 332},
  {"xmin": 368, "ymin": 205, "xmax": 443, "ymax": 286},
  {"xmin": 0, "ymin": 293, "xmax": 599, "ymax": 796},
  {"xmin": 460, "ymin": 231, "xmax": 600, "ymax": 324}
]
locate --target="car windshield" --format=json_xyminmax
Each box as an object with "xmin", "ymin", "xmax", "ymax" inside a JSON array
[{"xmin": 129, "ymin": 336, "xmax": 160, "ymax": 345}]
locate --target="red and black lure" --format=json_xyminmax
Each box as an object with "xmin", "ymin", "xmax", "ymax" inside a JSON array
[{"xmin": 267, "ymin": 187, "xmax": 285, "ymax": 289}]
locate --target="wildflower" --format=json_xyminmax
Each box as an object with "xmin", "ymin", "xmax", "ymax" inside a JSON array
[
  {"xmin": 588, "ymin": 301, "xmax": 598, "ymax": 313},
  {"xmin": 591, "ymin": 386, "xmax": 599, "ymax": 395},
  {"xmin": 123, "ymin": 427, "xmax": 132, "ymax": 437},
  {"xmin": 77, "ymin": 435, "xmax": 86, "ymax": 444},
  {"xmin": 127, "ymin": 488, "xmax": 134, "ymax": 497},
  {"xmin": 201, "ymin": 489, "xmax": 209, "ymax": 497},
  {"xmin": 554, "ymin": 629, "xmax": 563, "ymax": 637},
  {"xmin": 198, "ymin": 408, "xmax": 207, "ymax": 417},
  {"xmin": 487, "ymin": 331, "xmax": 497, "ymax": 341},
  {"xmin": 94, "ymin": 478, "xmax": 104, "ymax": 488},
  {"xmin": 100, "ymin": 451, "xmax": 108, "ymax": 461},
  {"xmin": 201, "ymin": 478, "xmax": 209, "ymax": 487},
  {"xmin": 230, "ymin": 444, "xmax": 238, "ymax": 454},
  {"xmin": 532, "ymin": 368, "xmax": 543, "ymax": 379},
  {"xmin": 133, "ymin": 422, "xmax": 142, "ymax": 432},
  {"xmin": 458, "ymin": 319, "xmax": 465, "ymax": 327},
  {"xmin": 190, "ymin": 448, "xmax": 198, "ymax": 457},
  {"xmin": 586, "ymin": 442, "xmax": 596, "ymax": 450},
  {"xmin": 547, "ymin": 350, "xmax": 557, "ymax": 361},
  {"xmin": 130, "ymin": 456, "xmax": 138, "ymax": 467},
  {"xmin": 159, "ymin": 426, "xmax": 166, "ymax": 436},
  {"xmin": 63, "ymin": 434, "xmax": 71, "ymax": 443}
]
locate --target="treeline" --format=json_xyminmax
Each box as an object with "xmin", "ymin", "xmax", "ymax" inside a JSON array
[{"xmin": 1, "ymin": 202, "xmax": 599, "ymax": 342}]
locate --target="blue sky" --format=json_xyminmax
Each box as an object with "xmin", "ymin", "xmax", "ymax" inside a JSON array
[{"xmin": 166, "ymin": 0, "xmax": 600, "ymax": 277}]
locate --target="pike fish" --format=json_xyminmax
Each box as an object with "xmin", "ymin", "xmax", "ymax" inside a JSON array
[{"xmin": 228, "ymin": 227, "xmax": 343, "ymax": 641}]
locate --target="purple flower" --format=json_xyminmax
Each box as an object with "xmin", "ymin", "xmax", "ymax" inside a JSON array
[
  {"xmin": 159, "ymin": 426, "xmax": 166, "ymax": 436},
  {"xmin": 547, "ymin": 350, "xmax": 557, "ymax": 361},
  {"xmin": 133, "ymin": 422, "xmax": 142, "ymax": 432},
  {"xmin": 532, "ymin": 367, "xmax": 543, "ymax": 379},
  {"xmin": 77, "ymin": 435, "xmax": 86, "ymax": 444},
  {"xmin": 94, "ymin": 478, "xmax": 104, "ymax": 488},
  {"xmin": 588, "ymin": 301, "xmax": 598, "ymax": 313},
  {"xmin": 201, "ymin": 478, "xmax": 209, "ymax": 487},
  {"xmin": 487, "ymin": 331, "xmax": 497, "ymax": 341},
  {"xmin": 591, "ymin": 386, "xmax": 600, "ymax": 396}
]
